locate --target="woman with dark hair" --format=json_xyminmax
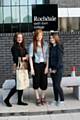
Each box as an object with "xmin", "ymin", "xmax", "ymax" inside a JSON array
[
  {"xmin": 49, "ymin": 31, "xmax": 64, "ymax": 106},
  {"xmin": 29, "ymin": 29, "xmax": 48, "ymax": 106},
  {"xmin": 4, "ymin": 32, "xmax": 28, "ymax": 107}
]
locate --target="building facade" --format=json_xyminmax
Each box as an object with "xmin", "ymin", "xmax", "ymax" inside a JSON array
[
  {"xmin": 0, "ymin": 0, "xmax": 49, "ymax": 33},
  {"xmin": 50, "ymin": 0, "xmax": 80, "ymax": 32},
  {"xmin": 0, "ymin": 0, "xmax": 80, "ymax": 33},
  {"xmin": 0, "ymin": 0, "xmax": 80, "ymax": 87}
]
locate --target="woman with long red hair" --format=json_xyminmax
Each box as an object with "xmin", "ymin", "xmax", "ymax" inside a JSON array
[{"xmin": 29, "ymin": 29, "xmax": 48, "ymax": 106}]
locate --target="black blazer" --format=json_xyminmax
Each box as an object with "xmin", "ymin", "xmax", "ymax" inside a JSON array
[
  {"xmin": 11, "ymin": 44, "xmax": 27, "ymax": 66},
  {"xmin": 49, "ymin": 44, "xmax": 64, "ymax": 70}
]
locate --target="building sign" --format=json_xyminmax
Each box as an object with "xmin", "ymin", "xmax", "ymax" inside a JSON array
[{"xmin": 32, "ymin": 4, "xmax": 58, "ymax": 31}]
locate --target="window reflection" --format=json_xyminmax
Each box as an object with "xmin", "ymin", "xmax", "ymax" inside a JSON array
[
  {"xmin": 12, "ymin": 7, "xmax": 19, "ymax": 23},
  {"xmin": 12, "ymin": 0, "xmax": 19, "ymax": 6},
  {"xmin": 20, "ymin": 0, "xmax": 27, "ymax": 5},
  {"xmin": 0, "ymin": 7, "xmax": 3, "ymax": 23},
  {"xmin": 0, "ymin": 0, "xmax": 3, "ymax": 6},
  {"xmin": 37, "ymin": 0, "xmax": 43, "ymax": 4},
  {"xmin": 28, "ymin": 0, "xmax": 36, "ymax": 5},
  {"xmin": 0, "ymin": 0, "xmax": 44, "ymax": 32},
  {"xmin": 4, "ymin": 0, "xmax": 10, "ymax": 6},
  {"xmin": 20, "ymin": 6, "xmax": 28, "ymax": 23},
  {"xmin": 0, "ymin": 0, "xmax": 43, "ymax": 24},
  {"xmin": 28, "ymin": 6, "xmax": 32, "ymax": 23},
  {"xmin": 4, "ymin": 7, "xmax": 11, "ymax": 23}
]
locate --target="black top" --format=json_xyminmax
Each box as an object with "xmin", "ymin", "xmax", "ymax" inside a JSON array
[
  {"xmin": 11, "ymin": 44, "xmax": 27, "ymax": 65},
  {"xmin": 49, "ymin": 44, "xmax": 64, "ymax": 70}
]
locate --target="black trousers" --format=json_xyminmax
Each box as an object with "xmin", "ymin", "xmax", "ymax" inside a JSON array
[
  {"xmin": 32, "ymin": 63, "xmax": 47, "ymax": 90},
  {"xmin": 6, "ymin": 85, "xmax": 23, "ymax": 103},
  {"xmin": 51, "ymin": 69, "xmax": 64, "ymax": 101}
]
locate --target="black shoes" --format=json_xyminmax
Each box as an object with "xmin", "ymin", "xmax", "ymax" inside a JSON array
[
  {"xmin": 17, "ymin": 101, "xmax": 28, "ymax": 106},
  {"xmin": 4, "ymin": 99, "xmax": 28, "ymax": 107},
  {"xmin": 4, "ymin": 99, "xmax": 12, "ymax": 107}
]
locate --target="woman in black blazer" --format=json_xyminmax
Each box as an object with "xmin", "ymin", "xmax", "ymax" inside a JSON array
[
  {"xmin": 49, "ymin": 31, "xmax": 64, "ymax": 106},
  {"xmin": 4, "ymin": 32, "xmax": 28, "ymax": 107}
]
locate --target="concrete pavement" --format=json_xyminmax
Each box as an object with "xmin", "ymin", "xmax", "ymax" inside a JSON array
[{"xmin": 0, "ymin": 87, "xmax": 80, "ymax": 120}]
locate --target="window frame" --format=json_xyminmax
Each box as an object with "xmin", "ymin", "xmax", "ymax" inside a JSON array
[{"xmin": 0, "ymin": 0, "xmax": 49, "ymax": 33}]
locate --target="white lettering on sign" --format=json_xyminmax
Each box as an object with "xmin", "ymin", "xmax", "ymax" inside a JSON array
[{"xmin": 34, "ymin": 16, "xmax": 56, "ymax": 22}]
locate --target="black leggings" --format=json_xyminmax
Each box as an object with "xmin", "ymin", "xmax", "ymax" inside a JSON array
[
  {"xmin": 51, "ymin": 69, "xmax": 64, "ymax": 101},
  {"xmin": 6, "ymin": 86, "xmax": 23, "ymax": 103}
]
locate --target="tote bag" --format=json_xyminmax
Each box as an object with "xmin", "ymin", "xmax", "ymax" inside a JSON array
[{"xmin": 16, "ymin": 58, "xmax": 29, "ymax": 90}]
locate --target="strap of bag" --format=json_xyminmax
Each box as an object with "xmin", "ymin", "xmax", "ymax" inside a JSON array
[{"xmin": 17, "ymin": 57, "xmax": 21, "ymax": 69}]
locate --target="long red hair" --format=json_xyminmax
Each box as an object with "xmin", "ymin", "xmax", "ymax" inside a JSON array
[{"xmin": 33, "ymin": 29, "xmax": 43, "ymax": 53}]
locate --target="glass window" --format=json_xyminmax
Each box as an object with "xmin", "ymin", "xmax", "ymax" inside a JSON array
[
  {"xmin": 3, "ymin": 0, "xmax": 11, "ymax": 6},
  {"xmin": 28, "ymin": 0, "xmax": 36, "ymax": 5},
  {"xmin": 12, "ymin": 0, "xmax": 19, "ymax": 6},
  {"xmin": 12, "ymin": 7, "xmax": 19, "ymax": 23},
  {"xmin": 4, "ymin": 7, "xmax": 11, "ymax": 23},
  {"xmin": 0, "ymin": 0, "xmax": 3, "ymax": 6},
  {"xmin": 20, "ymin": 6, "xmax": 28, "ymax": 23},
  {"xmin": 28, "ymin": 6, "xmax": 32, "ymax": 23},
  {"xmin": 37, "ymin": 0, "xmax": 43, "ymax": 4},
  {"xmin": 20, "ymin": 0, "xmax": 27, "ymax": 5},
  {"xmin": 0, "ymin": 7, "xmax": 3, "ymax": 23}
]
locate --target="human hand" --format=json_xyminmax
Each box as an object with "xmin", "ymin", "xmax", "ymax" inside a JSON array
[
  {"xmin": 31, "ymin": 68, "xmax": 35, "ymax": 75},
  {"xmin": 49, "ymin": 68, "xmax": 52, "ymax": 73},
  {"xmin": 22, "ymin": 56, "xmax": 28, "ymax": 61},
  {"xmin": 44, "ymin": 67, "xmax": 48, "ymax": 74},
  {"xmin": 51, "ymin": 70, "xmax": 57, "ymax": 74}
]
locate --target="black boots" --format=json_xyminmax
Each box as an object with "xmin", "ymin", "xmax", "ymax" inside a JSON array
[
  {"xmin": 4, "ymin": 98, "xmax": 12, "ymax": 107},
  {"xmin": 4, "ymin": 98, "xmax": 28, "ymax": 107},
  {"xmin": 17, "ymin": 90, "xmax": 28, "ymax": 106},
  {"xmin": 4, "ymin": 86, "xmax": 16, "ymax": 107},
  {"xmin": 4, "ymin": 87, "xmax": 28, "ymax": 107},
  {"xmin": 17, "ymin": 101, "xmax": 28, "ymax": 105}
]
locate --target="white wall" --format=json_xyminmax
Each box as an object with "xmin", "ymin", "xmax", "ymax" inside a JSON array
[{"xmin": 58, "ymin": 8, "xmax": 80, "ymax": 17}]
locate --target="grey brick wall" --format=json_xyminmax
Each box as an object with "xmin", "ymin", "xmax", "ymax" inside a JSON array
[
  {"xmin": 0, "ymin": 32, "xmax": 80, "ymax": 87},
  {"xmin": 60, "ymin": 32, "xmax": 80, "ymax": 76}
]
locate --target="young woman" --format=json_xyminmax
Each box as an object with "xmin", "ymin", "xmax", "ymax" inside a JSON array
[
  {"xmin": 29, "ymin": 29, "xmax": 48, "ymax": 106},
  {"xmin": 4, "ymin": 32, "xmax": 28, "ymax": 107},
  {"xmin": 49, "ymin": 31, "xmax": 64, "ymax": 106}
]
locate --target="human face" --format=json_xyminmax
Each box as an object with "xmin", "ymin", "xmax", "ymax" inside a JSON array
[
  {"xmin": 37, "ymin": 32, "xmax": 43, "ymax": 42},
  {"xmin": 50, "ymin": 35, "xmax": 56, "ymax": 44},
  {"xmin": 17, "ymin": 34, "xmax": 23, "ymax": 44}
]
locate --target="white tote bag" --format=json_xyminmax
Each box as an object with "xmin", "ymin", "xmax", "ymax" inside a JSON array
[{"xmin": 16, "ymin": 58, "xmax": 29, "ymax": 90}]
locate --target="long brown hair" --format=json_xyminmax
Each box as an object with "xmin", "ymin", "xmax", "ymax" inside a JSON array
[
  {"xmin": 13, "ymin": 32, "xmax": 25, "ymax": 48},
  {"xmin": 33, "ymin": 29, "xmax": 43, "ymax": 52},
  {"xmin": 13, "ymin": 32, "xmax": 26, "ymax": 57},
  {"xmin": 51, "ymin": 34, "xmax": 60, "ymax": 44}
]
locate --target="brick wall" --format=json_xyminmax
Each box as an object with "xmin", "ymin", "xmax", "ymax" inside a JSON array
[
  {"xmin": 0, "ymin": 32, "xmax": 80, "ymax": 87},
  {"xmin": 60, "ymin": 32, "xmax": 80, "ymax": 76}
]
